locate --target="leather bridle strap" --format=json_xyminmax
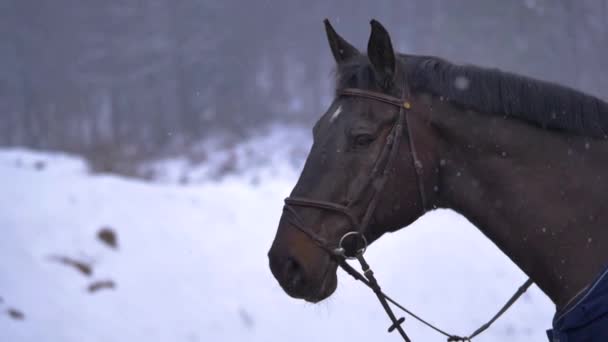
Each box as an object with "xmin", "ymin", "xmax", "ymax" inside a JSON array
[
  {"xmin": 284, "ymin": 197, "xmax": 359, "ymax": 228},
  {"xmin": 337, "ymin": 255, "xmax": 534, "ymax": 342},
  {"xmin": 402, "ymin": 102, "xmax": 429, "ymax": 213},
  {"xmin": 340, "ymin": 88, "xmax": 408, "ymax": 107}
]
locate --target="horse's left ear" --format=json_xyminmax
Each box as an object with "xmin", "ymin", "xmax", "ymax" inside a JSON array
[
  {"xmin": 324, "ymin": 19, "xmax": 360, "ymax": 63},
  {"xmin": 367, "ymin": 19, "xmax": 396, "ymax": 88}
]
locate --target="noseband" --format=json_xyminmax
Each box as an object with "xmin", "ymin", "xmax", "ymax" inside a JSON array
[{"xmin": 281, "ymin": 86, "xmax": 533, "ymax": 341}]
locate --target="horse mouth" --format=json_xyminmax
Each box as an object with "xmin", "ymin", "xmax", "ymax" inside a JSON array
[
  {"xmin": 303, "ymin": 266, "xmax": 338, "ymax": 303},
  {"xmin": 302, "ymin": 261, "xmax": 338, "ymax": 303},
  {"xmin": 279, "ymin": 259, "xmax": 338, "ymax": 303}
]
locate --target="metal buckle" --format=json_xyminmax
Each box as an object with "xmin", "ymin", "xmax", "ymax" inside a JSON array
[{"xmin": 334, "ymin": 231, "xmax": 368, "ymax": 259}]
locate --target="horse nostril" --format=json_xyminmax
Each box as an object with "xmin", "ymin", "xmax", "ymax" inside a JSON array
[
  {"xmin": 269, "ymin": 249, "xmax": 310, "ymax": 296},
  {"xmin": 285, "ymin": 256, "xmax": 306, "ymax": 290}
]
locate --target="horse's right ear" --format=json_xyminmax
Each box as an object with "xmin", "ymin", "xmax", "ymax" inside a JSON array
[{"xmin": 324, "ymin": 19, "xmax": 360, "ymax": 64}]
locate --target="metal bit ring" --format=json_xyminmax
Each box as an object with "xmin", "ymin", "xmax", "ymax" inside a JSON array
[{"xmin": 334, "ymin": 231, "xmax": 368, "ymax": 259}]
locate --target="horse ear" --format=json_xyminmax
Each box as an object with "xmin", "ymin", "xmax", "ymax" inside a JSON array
[
  {"xmin": 367, "ymin": 19, "xmax": 396, "ymax": 88},
  {"xmin": 324, "ymin": 19, "xmax": 360, "ymax": 63}
]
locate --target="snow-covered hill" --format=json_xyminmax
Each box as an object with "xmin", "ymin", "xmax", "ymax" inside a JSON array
[{"xmin": 0, "ymin": 130, "xmax": 554, "ymax": 342}]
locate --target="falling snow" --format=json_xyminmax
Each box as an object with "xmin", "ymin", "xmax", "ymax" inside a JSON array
[{"xmin": 454, "ymin": 76, "xmax": 471, "ymax": 91}]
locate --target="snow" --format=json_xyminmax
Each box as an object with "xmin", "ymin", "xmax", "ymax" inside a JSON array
[
  {"xmin": 138, "ymin": 123, "xmax": 310, "ymax": 185},
  {"xmin": 0, "ymin": 128, "xmax": 555, "ymax": 342}
]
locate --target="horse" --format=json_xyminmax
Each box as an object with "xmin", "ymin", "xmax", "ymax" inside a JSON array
[{"xmin": 268, "ymin": 18, "xmax": 608, "ymax": 341}]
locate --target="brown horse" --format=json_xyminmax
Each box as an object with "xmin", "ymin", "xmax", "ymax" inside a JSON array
[{"xmin": 268, "ymin": 19, "xmax": 608, "ymax": 340}]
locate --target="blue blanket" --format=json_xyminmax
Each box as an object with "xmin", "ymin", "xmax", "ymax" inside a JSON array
[{"xmin": 547, "ymin": 265, "xmax": 608, "ymax": 342}]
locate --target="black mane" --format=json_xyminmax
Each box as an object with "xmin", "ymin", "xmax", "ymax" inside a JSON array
[{"xmin": 336, "ymin": 54, "xmax": 608, "ymax": 139}]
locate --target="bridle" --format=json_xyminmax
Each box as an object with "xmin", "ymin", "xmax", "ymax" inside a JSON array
[{"xmin": 282, "ymin": 85, "xmax": 533, "ymax": 341}]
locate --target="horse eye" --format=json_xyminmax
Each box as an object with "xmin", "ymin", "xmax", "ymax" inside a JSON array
[{"xmin": 354, "ymin": 134, "xmax": 375, "ymax": 147}]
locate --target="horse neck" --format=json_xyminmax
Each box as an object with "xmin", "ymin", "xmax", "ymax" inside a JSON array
[{"xmin": 425, "ymin": 96, "xmax": 608, "ymax": 308}]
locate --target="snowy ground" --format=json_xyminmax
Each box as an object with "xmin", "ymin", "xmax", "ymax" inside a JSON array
[{"xmin": 0, "ymin": 128, "xmax": 555, "ymax": 342}]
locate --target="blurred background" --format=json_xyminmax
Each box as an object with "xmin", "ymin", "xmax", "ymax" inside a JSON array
[{"xmin": 0, "ymin": 1, "xmax": 606, "ymax": 341}]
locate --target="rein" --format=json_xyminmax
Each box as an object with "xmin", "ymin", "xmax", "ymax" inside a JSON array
[{"xmin": 283, "ymin": 86, "xmax": 533, "ymax": 341}]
